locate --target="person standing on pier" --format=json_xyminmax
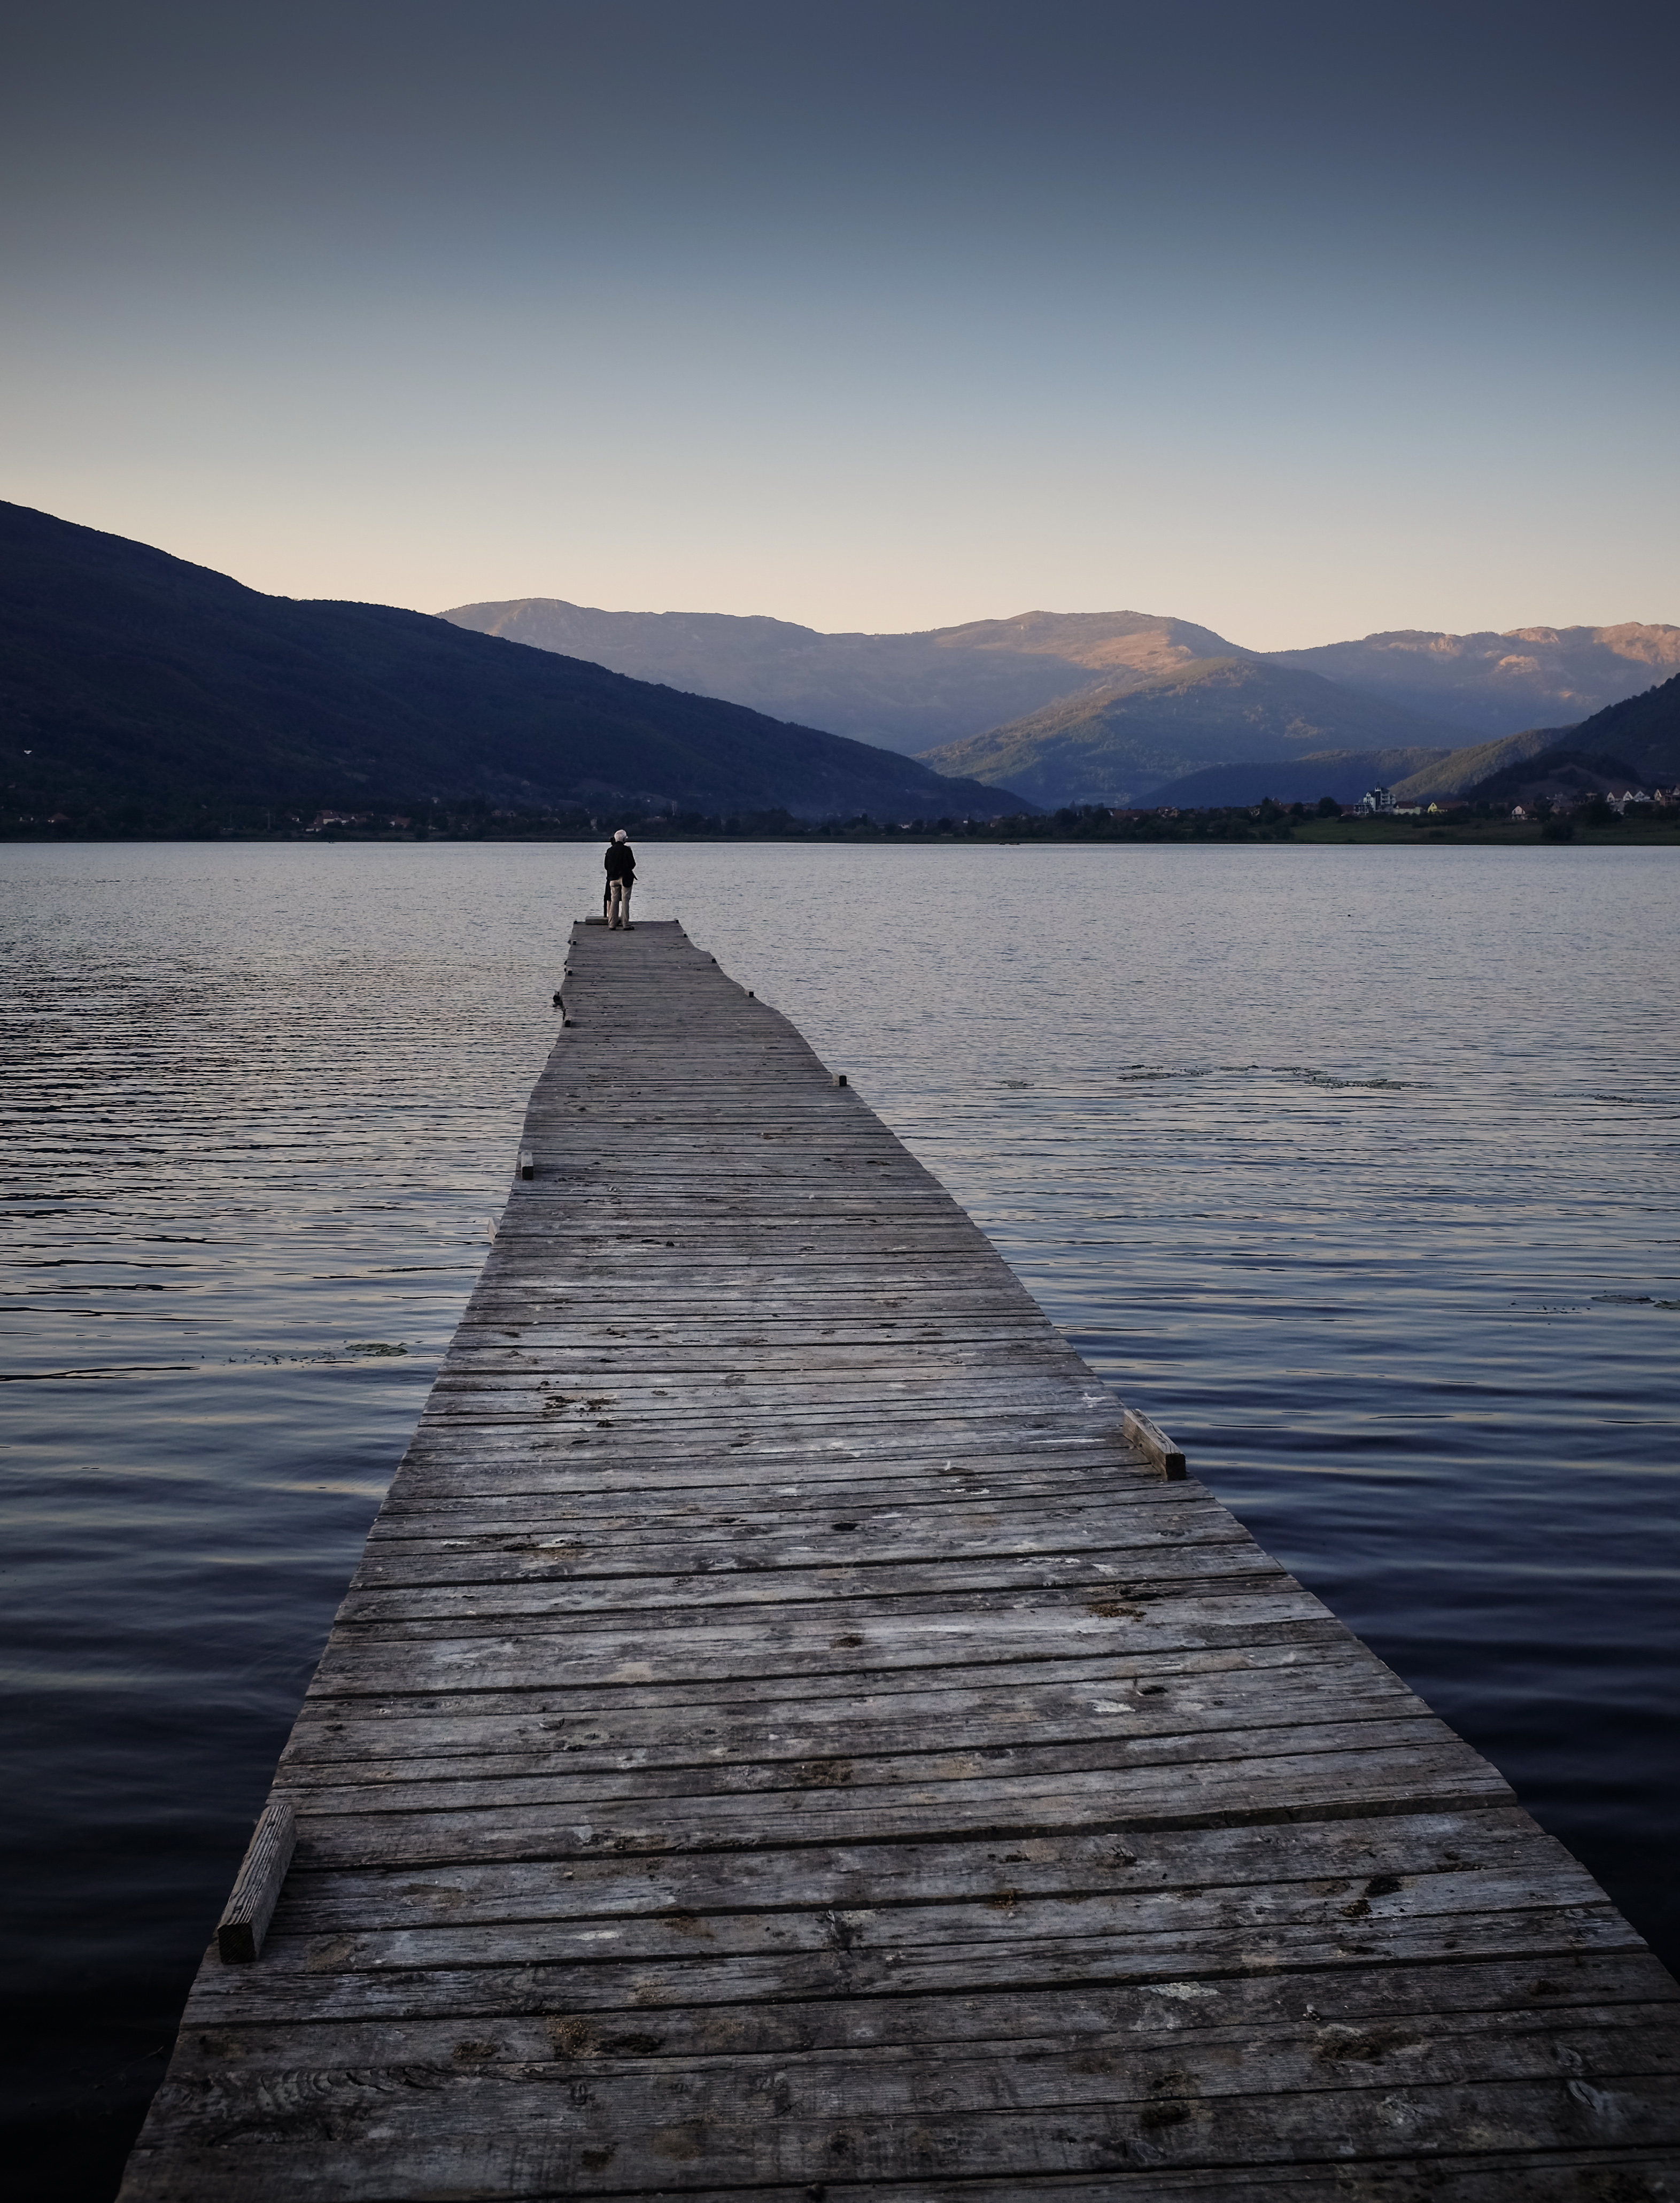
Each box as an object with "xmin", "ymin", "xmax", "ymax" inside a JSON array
[{"xmin": 603, "ymin": 828, "xmax": 636, "ymax": 928}]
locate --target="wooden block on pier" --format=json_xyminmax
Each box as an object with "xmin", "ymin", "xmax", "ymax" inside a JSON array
[
  {"xmin": 122, "ymin": 916, "xmax": 1680, "ymax": 2199},
  {"xmin": 1124, "ymin": 1403, "xmax": 1187, "ymax": 1478},
  {"xmin": 213, "ymin": 1799, "xmax": 295, "ymax": 1965}
]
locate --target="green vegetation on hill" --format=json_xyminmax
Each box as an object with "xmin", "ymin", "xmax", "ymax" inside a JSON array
[
  {"xmin": 1390, "ymin": 671, "xmax": 1680, "ymax": 811},
  {"xmin": 938, "ymin": 664, "xmax": 1675, "ymax": 818},
  {"xmin": 1391, "ymin": 727, "xmax": 1568, "ymax": 800},
  {"xmin": 1547, "ymin": 670, "xmax": 1680, "ymax": 786},
  {"xmin": 0, "ymin": 502, "xmax": 1024, "ymax": 832},
  {"xmin": 1142, "ymin": 744, "xmax": 1453, "ymax": 810},
  {"xmin": 915, "ymin": 658, "xmax": 1465, "ymax": 809}
]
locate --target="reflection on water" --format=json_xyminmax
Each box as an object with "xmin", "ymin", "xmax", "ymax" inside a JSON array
[{"xmin": 3, "ymin": 840, "xmax": 1677, "ymax": 2195}]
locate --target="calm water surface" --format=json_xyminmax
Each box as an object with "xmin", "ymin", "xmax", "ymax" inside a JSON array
[{"xmin": 3, "ymin": 841, "xmax": 1677, "ymax": 2196}]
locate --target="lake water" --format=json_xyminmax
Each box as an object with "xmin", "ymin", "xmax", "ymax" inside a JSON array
[{"xmin": 3, "ymin": 839, "xmax": 1677, "ymax": 2197}]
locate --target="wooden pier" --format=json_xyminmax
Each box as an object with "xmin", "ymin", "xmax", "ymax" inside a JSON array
[{"xmin": 122, "ymin": 920, "xmax": 1679, "ymax": 2199}]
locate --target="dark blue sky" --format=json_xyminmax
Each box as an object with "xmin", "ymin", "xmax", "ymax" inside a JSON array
[{"xmin": 3, "ymin": 0, "xmax": 1674, "ymax": 641}]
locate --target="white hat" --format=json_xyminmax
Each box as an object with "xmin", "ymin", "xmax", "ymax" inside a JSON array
[{"xmin": 614, "ymin": 829, "xmax": 628, "ymax": 841}]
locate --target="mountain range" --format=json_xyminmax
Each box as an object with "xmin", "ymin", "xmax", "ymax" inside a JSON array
[
  {"xmin": 0, "ymin": 503, "xmax": 1020, "ymax": 827},
  {"xmin": 6, "ymin": 498, "xmax": 1673, "ymax": 833},
  {"xmin": 1269, "ymin": 626, "xmax": 1680, "ymax": 739},
  {"xmin": 437, "ymin": 602, "xmax": 1243, "ymax": 758},
  {"xmin": 443, "ymin": 597, "xmax": 1678, "ymax": 810}
]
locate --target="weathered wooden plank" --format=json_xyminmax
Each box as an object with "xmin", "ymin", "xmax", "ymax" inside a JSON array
[
  {"xmin": 132, "ymin": 2008, "xmax": 1680, "ymax": 2149},
  {"xmin": 388, "ymin": 1429, "xmax": 1160, "ymax": 1480},
  {"xmin": 254, "ymin": 1803, "xmax": 1584, "ymax": 1917},
  {"xmin": 277, "ymin": 1666, "xmax": 1427, "ymax": 1786},
  {"xmin": 362, "ymin": 1483, "xmax": 1184, "ymax": 1541},
  {"xmin": 415, "ymin": 1394, "xmax": 1130, "ymax": 1434},
  {"xmin": 376, "ymin": 1446, "xmax": 1164, "ymax": 1493},
  {"xmin": 360, "ymin": 1487, "xmax": 1227, "ymax": 1556},
  {"xmin": 330, "ymin": 1546, "xmax": 1283, "ymax": 1629},
  {"xmin": 279, "ymin": 1643, "xmax": 1408, "ymax": 1779},
  {"xmin": 137, "ymin": 1996, "xmax": 1680, "ymax": 2114},
  {"xmin": 314, "ymin": 1569, "xmax": 1318, "ymax": 1636},
  {"xmin": 165, "ymin": 1944, "xmax": 1680, "ymax": 2052},
  {"xmin": 119, "ymin": 2145, "xmax": 1680, "ymax": 2203},
  {"xmin": 304, "ymin": 1592, "xmax": 1347, "ymax": 1699},
  {"xmin": 166, "ymin": 1899, "xmax": 1649, "ymax": 2033},
  {"xmin": 267, "ymin": 1825, "xmax": 1628, "ymax": 1973},
  {"xmin": 202, "ymin": 1850, "xmax": 1633, "ymax": 1978},
  {"xmin": 434, "ymin": 1348, "xmax": 1085, "ymax": 1383},
  {"xmin": 121, "ymin": 2017, "xmax": 1680, "ymax": 2161},
  {"xmin": 254, "ymin": 1744, "xmax": 1516, "ymax": 1870},
  {"xmin": 293, "ymin": 1663, "xmax": 1383, "ymax": 1770},
  {"xmin": 281, "ymin": 1710, "xmax": 1473, "ymax": 1822},
  {"xmin": 121, "ymin": 917, "xmax": 1680, "ymax": 2201},
  {"xmin": 452, "ymin": 1314, "xmax": 1081, "ymax": 1338},
  {"xmin": 120, "ymin": 2059, "xmax": 1680, "ymax": 2202}
]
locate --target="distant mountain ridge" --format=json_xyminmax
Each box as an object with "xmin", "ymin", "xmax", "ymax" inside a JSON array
[
  {"xmin": 913, "ymin": 609, "xmax": 1244, "ymax": 675},
  {"xmin": 914, "ymin": 658, "xmax": 1467, "ymax": 810},
  {"xmin": 0, "ymin": 503, "xmax": 1026, "ymax": 827},
  {"xmin": 443, "ymin": 595, "xmax": 1676, "ymax": 807},
  {"xmin": 1271, "ymin": 625, "xmax": 1680, "ymax": 739},
  {"xmin": 440, "ymin": 600, "xmax": 1242, "ymax": 757}
]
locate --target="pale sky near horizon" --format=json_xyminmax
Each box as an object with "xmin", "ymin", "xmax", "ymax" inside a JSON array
[{"xmin": 3, "ymin": 0, "xmax": 1675, "ymax": 650}]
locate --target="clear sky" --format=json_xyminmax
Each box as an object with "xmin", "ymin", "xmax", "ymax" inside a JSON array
[{"xmin": 3, "ymin": 0, "xmax": 1675, "ymax": 648}]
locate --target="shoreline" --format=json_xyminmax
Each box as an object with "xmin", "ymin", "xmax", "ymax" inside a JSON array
[{"xmin": 6, "ymin": 820, "xmax": 1680, "ymax": 849}]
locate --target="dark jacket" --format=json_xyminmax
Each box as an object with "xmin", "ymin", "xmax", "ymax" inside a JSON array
[{"xmin": 603, "ymin": 840, "xmax": 636, "ymax": 881}]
